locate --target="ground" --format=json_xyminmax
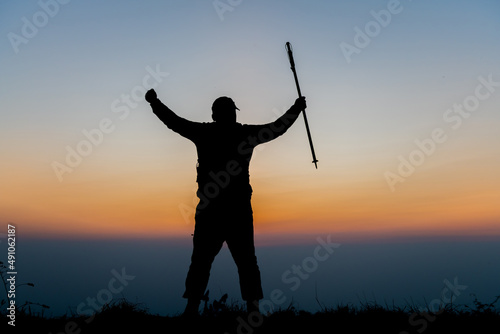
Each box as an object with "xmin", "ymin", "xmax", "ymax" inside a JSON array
[{"xmin": 2, "ymin": 298, "xmax": 500, "ymax": 334}]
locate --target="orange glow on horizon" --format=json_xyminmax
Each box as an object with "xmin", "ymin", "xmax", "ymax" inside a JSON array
[{"xmin": 2, "ymin": 141, "xmax": 499, "ymax": 243}]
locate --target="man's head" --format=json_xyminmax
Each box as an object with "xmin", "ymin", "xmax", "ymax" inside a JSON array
[{"xmin": 212, "ymin": 96, "xmax": 239, "ymax": 124}]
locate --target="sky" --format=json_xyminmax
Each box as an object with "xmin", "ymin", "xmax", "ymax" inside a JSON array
[{"xmin": 1, "ymin": 0, "xmax": 500, "ymax": 317}]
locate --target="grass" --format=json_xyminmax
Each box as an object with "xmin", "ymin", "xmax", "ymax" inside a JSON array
[
  {"xmin": 1, "ymin": 262, "xmax": 499, "ymax": 333},
  {"xmin": 1, "ymin": 296, "xmax": 499, "ymax": 334}
]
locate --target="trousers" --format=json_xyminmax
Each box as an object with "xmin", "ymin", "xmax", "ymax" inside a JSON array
[{"xmin": 183, "ymin": 197, "xmax": 264, "ymax": 302}]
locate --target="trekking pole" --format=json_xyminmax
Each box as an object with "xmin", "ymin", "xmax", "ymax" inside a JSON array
[{"xmin": 285, "ymin": 41, "xmax": 318, "ymax": 169}]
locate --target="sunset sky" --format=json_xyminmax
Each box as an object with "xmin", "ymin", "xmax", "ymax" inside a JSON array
[{"xmin": 1, "ymin": 0, "xmax": 499, "ymax": 242}]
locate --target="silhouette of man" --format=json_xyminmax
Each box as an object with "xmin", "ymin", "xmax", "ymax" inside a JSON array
[{"xmin": 145, "ymin": 89, "xmax": 306, "ymax": 315}]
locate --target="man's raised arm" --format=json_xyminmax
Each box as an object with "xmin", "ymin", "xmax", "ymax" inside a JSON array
[
  {"xmin": 247, "ymin": 96, "xmax": 306, "ymax": 145},
  {"xmin": 145, "ymin": 89, "xmax": 200, "ymax": 140}
]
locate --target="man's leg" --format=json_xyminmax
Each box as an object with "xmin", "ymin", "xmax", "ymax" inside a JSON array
[
  {"xmin": 183, "ymin": 216, "xmax": 224, "ymax": 315},
  {"xmin": 226, "ymin": 208, "xmax": 264, "ymax": 311}
]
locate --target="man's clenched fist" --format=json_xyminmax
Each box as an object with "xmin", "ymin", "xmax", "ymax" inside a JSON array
[{"xmin": 145, "ymin": 89, "xmax": 158, "ymax": 103}]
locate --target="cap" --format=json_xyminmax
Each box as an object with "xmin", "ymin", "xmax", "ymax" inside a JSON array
[{"xmin": 212, "ymin": 96, "xmax": 239, "ymax": 113}]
